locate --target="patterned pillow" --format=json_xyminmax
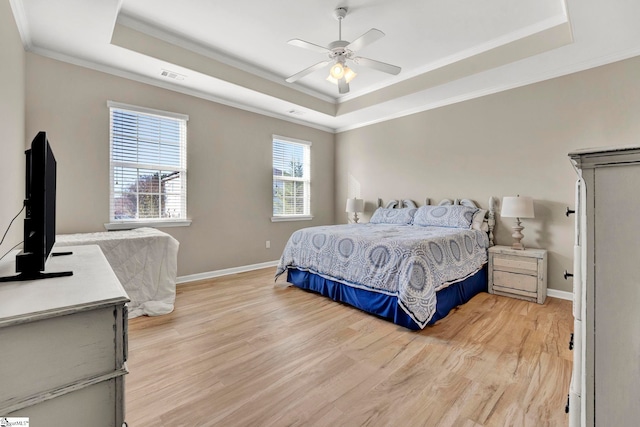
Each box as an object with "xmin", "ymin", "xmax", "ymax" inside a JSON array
[
  {"xmin": 412, "ymin": 205, "xmax": 478, "ymax": 228},
  {"xmin": 369, "ymin": 207, "xmax": 417, "ymax": 225}
]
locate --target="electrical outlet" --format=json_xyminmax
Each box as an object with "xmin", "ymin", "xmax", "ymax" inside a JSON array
[{"xmin": 266, "ymin": 240, "xmax": 271, "ymax": 249}]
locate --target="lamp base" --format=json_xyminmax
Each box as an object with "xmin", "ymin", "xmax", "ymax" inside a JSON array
[
  {"xmin": 511, "ymin": 241, "xmax": 525, "ymax": 250},
  {"xmin": 511, "ymin": 221, "xmax": 525, "ymax": 250}
]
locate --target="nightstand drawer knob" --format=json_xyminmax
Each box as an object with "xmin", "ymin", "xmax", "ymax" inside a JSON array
[
  {"xmin": 564, "ymin": 270, "xmax": 574, "ymax": 280},
  {"xmin": 566, "ymin": 207, "xmax": 576, "ymax": 217}
]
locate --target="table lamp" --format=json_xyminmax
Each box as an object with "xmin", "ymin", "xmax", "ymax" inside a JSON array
[
  {"xmin": 501, "ymin": 195, "xmax": 535, "ymax": 250},
  {"xmin": 345, "ymin": 198, "xmax": 364, "ymax": 223}
]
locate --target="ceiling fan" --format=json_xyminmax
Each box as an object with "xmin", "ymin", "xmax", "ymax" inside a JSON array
[{"xmin": 285, "ymin": 7, "xmax": 401, "ymax": 94}]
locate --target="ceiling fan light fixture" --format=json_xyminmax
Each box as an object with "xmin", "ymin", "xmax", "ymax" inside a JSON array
[
  {"xmin": 329, "ymin": 62, "xmax": 345, "ymax": 79},
  {"xmin": 344, "ymin": 66, "xmax": 357, "ymax": 83},
  {"xmin": 286, "ymin": 6, "xmax": 400, "ymax": 95},
  {"xmin": 327, "ymin": 65, "xmax": 357, "ymax": 85}
]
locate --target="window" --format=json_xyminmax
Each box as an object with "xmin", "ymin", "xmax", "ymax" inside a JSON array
[
  {"xmin": 272, "ymin": 135, "xmax": 312, "ymax": 221},
  {"xmin": 107, "ymin": 101, "xmax": 190, "ymax": 229}
]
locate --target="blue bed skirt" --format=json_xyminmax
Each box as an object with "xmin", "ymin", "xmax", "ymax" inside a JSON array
[{"xmin": 286, "ymin": 265, "xmax": 488, "ymax": 330}]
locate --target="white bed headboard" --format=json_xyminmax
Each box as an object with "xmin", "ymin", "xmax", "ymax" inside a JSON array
[
  {"xmin": 427, "ymin": 197, "xmax": 497, "ymax": 246},
  {"xmin": 377, "ymin": 198, "xmax": 400, "ymax": 209},
  {"xmin": 377, "ymin": 197, "xmax": 497, "ymax": 246}
]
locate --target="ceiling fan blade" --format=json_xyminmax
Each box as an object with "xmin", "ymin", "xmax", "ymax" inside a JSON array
[
  {"xmin": 285, "ymin": 60, "xmax": 332, "ymax": 83},
  {"xmin": 338, "ymin": 78, "xmax": 350, "ymax": 94},
  {"xmin": 352, "ymin": 56, "xmax": 401, "ymax": 75},
  {"xmin": 287, "ymin": 39, "xmax": 331, "ymax": 54},
  {"xmin": 346, "ymin": 29, "xmax": 385, "ymax": 52}
]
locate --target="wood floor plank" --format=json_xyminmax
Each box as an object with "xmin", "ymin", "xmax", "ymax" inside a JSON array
[{"xmin": 126, "ymin": 267, "xmax": 572, "ymax": 426}]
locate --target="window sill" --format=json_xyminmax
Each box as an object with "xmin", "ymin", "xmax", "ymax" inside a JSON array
[
  {"xmin": 104, "ymin": 220, "xmax": 192, "ymax": 231},
  {"xmin": 271, "ymin": 215, "xmax": 313, "ymax": 223}
]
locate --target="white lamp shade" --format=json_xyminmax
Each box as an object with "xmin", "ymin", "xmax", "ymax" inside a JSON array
[
  {"xmin": 343, "ymin": 66, "xmax": 357, "ymax": 83},
  {"xmin": 501, "ymin": 196, "xmax": 535, "ymax": 219},
  {"xmin": 345, "ymin": 198, "xmax": 364, "ymax": 213}
]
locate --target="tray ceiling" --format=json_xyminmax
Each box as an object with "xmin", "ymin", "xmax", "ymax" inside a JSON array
[{"xmin": 10, "ymin": 0, "xmax": 640, "ymax": 132}]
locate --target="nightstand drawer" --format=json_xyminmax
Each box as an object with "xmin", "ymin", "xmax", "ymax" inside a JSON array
[
  {"xmin": 493, "ymin": 270, "xmax": 538, "ymax": 293},
  {"xmin": 493, "ymin": 256, "xmax": 538, "ymax": 273}
]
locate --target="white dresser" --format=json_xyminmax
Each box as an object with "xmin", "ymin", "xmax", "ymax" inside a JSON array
[
  {"xmin": 0, "ymin": 245, "xmax": 129, "ymax": 426},
  {"xmin": 568, "ymin": 147, "xmax": 640, "ymax": 426}
]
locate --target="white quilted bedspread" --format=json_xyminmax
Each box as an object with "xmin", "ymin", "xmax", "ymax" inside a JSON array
[{"xmin": 56, "ymin": 227, "xmax": 179, "ymax": 318}]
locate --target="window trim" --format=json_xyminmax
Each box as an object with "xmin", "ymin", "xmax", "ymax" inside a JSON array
[
  {"xmin": 270, "ymin": 215, "xmax": 313, "ymax": 223},
  {"xmin": 107, "ymin": 101, "xmax": 189, "ymax": 122},
  {"xmin": 271, "ymin": 135, "xmax": 312, "ymax": 222},
  {"xmin": 105, "ymin": 219, "xmax": 192, "ymax": 231},
  {"xmin": 106, "ymin": 101, "xmax": 190, "ymax": 230}
]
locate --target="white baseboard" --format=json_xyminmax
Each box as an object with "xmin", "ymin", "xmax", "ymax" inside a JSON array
[
  {"xmin": 547, "ymin": 288, "xmax": 573, "ymax": 301},
  {"xmin": 177, "ymin": 260, "xmax": 280, "ymax": 284}
]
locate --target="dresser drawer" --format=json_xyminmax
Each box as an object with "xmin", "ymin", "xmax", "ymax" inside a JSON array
[
  {"xmin": 8, "ymin": 376, "xmax": 124, "ymax": 427},
  {"xmin": 493, "ymin": 270, "xmax": 538, "ymax": 292},
  {"xmin": 0, "ymin": 306, "xmax": 120, "ymax": 406}
]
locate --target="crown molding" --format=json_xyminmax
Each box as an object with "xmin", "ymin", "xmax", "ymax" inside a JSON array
[
  {"xmin": 26, "ymin": 40, "xmax": 640, "ymax": 135},
  {"xmin": 337, "ymin": 14, "xmax": 571, "ymax": 104},
  {"xmin": 9, "ymin": 0, "xmax": 33, "ymax": 50},
  {"xmin": 116, "ymin": 13, "xmax": 337, "ymax": 104},
  {"xmin": 27, "ymin": 45, "xmax": 337, "ymax": 133},
  {"xmin": 334, "ymin": 45, "xmax": 640, "ymax": 133}
]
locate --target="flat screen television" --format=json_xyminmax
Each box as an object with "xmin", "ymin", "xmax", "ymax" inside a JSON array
[{"xmin": 0, "ymin": 132, "xmax": 72, "ymax": 282}]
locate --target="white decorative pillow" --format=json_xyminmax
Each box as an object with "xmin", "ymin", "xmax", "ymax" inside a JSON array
[
  {"xmin": 370, "ymin": 207, "xmax": 417, "ymax": 225},
  {"xmin": 471, "ymin": 209, "xmax": 488, "ymax": 231},
  {"xmin": 413, "ymin": 205, "xmax": 478, "ymax": 228}
]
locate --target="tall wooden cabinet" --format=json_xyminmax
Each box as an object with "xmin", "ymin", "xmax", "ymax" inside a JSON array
[
  {"xmin": 0, "ymin": 245, "xmax": 129, "ymax": 426},
  {"xmin": 568, "ymin": 147, "xmax": 640, "ymax": 426}
]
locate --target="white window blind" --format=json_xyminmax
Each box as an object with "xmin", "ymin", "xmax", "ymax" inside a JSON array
[
  {"xmin": 108, "ymin": 101, "xmax": 188, "ymax": 225},
  {"xmin": 272, "ymin": 135, "xmax": 311, "ymax": 218}
]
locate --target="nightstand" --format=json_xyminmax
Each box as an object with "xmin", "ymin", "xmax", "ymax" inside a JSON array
[{"xmin": 488, "ymin": 245, "xmax": 547, "ymax": 304}]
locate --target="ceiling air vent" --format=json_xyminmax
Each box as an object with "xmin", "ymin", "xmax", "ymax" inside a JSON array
[{"xmin": 160, "ymin": 69, "xmax": 186, "ymax": 81}]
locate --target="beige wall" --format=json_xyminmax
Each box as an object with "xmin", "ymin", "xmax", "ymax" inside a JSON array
[
  {"xmin": 16, "ymin": 17, "xmax": 640, "ymax": 292},
  {"xmin": 0, "ymin": 1, "xmax": 26, "ymax": 252},
  {"xmin": 335, "ymin": 56, "xmax": 640, "ymax": 293},
  {"xmin": 25, "ymin": 54, "xmax": 335, "ymax": 276}
]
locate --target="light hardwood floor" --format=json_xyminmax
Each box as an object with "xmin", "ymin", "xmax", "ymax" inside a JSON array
[{"xmin": 126, "ymin": 267, "xmax": 573, "ymax": 427}]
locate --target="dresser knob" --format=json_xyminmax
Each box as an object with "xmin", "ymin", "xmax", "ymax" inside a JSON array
[
  {"xmin": 566, "ymin": 207, "xmax": 576, "ymax": 217},
  {"xmin": 564, "ymin": 270, "xmax": 574, "ymax": 280},
  {"xmin": 569, "ymin": 332, "xmax": 574, "ymax": 350}
]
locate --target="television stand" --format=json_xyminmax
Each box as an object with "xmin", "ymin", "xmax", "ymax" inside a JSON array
[
  {"xmin": 0, "ymin": 270, "xmax": 73, "ymax": 282},
  {"xmin": 0, "ymin": 250, "xmax": 74, "ymax": 282},
  {"xmin": 52, "ymin": 251, "xmax": 73, "ymax": 257}
]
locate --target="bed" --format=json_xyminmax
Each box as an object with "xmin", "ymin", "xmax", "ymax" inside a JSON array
[{"xmin": 275, "ymin": 198, "xmax": 497, "ymax": 330}]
